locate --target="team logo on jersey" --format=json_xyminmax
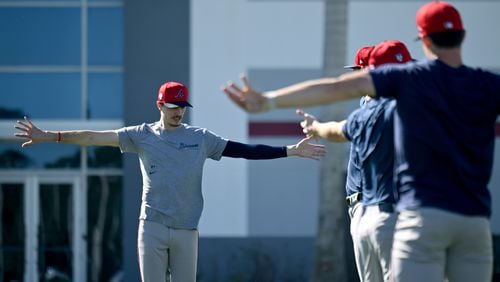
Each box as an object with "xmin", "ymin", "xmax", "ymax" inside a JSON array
[
  {"xmin": 175, "ymin": 89, "xmax": 185, "ymax": 99},
  {"xmin": 179, "ymin": 142, "xmax": 199, "ymax": 150}
]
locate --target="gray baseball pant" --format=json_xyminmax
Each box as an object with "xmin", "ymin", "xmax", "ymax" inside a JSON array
[
  {"xmin": 349, "ymin": 202, "xmax": 364, "ymax": 282},
  {"xmin": 391, "ymin": 208, "xmax": 493, "ymax": 282},
  {"xmin": 357, "ymin": 204, "xmax": 397, "ymax": 282},
  {"xmin": 137, "ymin": 220, "xmax": 198, "ymax": 282}
]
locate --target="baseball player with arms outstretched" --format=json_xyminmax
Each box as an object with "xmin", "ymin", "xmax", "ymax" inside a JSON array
[
  {"xmin": 221, "ymin": 2, "xmax": 500, "ymax": 281},
  {"xmin": 14, "ymin": 81, "xmax": 326, "ymax": 282},
  {"xmin": 297, "ymin": 40, "xmax": 412, "ymax": 282}
]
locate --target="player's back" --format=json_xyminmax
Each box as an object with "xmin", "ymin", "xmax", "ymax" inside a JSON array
[
  {"xmin": 344, "ymin": 97, "xmax": 397, "ymax": 206},
  {"xmin": 370, "ymin": 59, "xmax": 500, "ymax": 216}
]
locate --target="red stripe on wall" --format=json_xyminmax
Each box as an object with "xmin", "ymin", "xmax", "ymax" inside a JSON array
[
  {"xmin": 496, "ymin": 122, "xmax": 500, "ymax": 137},
  {"xmin": 249, "ymin": 122, "xmax": 303, "ymax": 137}
]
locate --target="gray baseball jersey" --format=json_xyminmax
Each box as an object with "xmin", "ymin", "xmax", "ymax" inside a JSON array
[{"xmin": 117, "ymin": 121, "xmax": 228, "ymax": 229}]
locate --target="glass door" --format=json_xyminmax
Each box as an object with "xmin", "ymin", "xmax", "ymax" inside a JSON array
[
  {"xmin": 38, "ymin": 182, "xmax": 73, "ymax": 281},
  {"xmin": 0, "ymin": 172, "xmax": 86, "ymax": 282},
  {"xmin": 0, "ymin": 181, "xmax": 25, "ymax": 282}
]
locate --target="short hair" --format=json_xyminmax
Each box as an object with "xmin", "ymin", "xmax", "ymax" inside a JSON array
[{"xmin": 428, "ymin": 30, "xmax": 465, "ymax": 48}]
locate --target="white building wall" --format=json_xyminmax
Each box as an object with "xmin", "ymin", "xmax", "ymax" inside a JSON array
[
  {"xmin": 191, "ymin": 0, "xmax": 324, "ymax": 236},
  {"xmin": 190, "ymin": 0, "xmax": 248, "ymax": 236}
]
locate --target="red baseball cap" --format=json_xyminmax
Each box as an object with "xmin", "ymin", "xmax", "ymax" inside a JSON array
[
  {"xmin": 416, "ymin": 1, "xmax": 464, "ymax": 39},
  {"xmin": 368, "ymin": 40, "xmax": 412, "ymax": 67},
  {"xmin": 157, "ymin": 81, "xmax": 193, "ymax": 108},
  {"xmin": 344, "ymin": 46, "xmax": 375, "ymax": 69}
]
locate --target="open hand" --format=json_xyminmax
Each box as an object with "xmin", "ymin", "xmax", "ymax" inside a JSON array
[
  {"xmin": 14, "ymin": 116, "xmax": 49, "ymax": 147},
  {"xmin": 222, "ymin": 74, "xmax": 269, "ymax": 113},
  {"xmin": 296, "ymin": 109, "xmax": 320, "ymax": 138},
  {"xmin": 288, "ymin": 136, "xmax": 326, "ymax": 160}
]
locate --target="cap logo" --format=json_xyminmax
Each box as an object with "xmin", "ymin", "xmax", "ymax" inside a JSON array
[
  {"xmin": 395, "ymin": 53, "xmax": 403, "ymax": 62},
  {"xmin": 175, "ymin": 89, "xmax": 185, "ymax": 99},
  {"xmin": 444, "ymin": 21, "xmax": 454, "ymax": 29},
  {"xmin": 159, "ymin": 93, "xmax": 163, "ymax": 99}
]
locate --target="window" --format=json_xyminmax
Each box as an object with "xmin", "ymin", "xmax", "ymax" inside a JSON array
[
  {"xmin": 0, "ymin": 8, "xmax": 80, "ymax": 65},
  {"xmin": 0, "ymin": 2, "xmax": 124, "ymax": 279},
  {"xmin": 87, "ymin": 175, "xmax": 122, "ymax": 281},
  {"xmin": 0, "ymin": 73, "xmax": 81, "ymax": 119},
  {"xmin": 88, "ymin": 73, "xmax": 123, "ymax": 119},
  {"xmin": 0, "ymin": 144, "xmax": 81, "ymax": 169},
  {"xmin": 88, "ymin": 7, "xmax": 123, "ymax": 65}
]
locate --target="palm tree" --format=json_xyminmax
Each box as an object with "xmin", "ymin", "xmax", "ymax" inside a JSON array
[{"xmin": 311, "ymin": 0, "xmax": 350, "ymax": 281}]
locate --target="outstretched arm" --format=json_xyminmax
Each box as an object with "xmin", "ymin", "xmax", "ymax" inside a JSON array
[
  {"xmin": 296, "ymin": 109, "xmax": 348, "ymax": 143},
  {"xmin": 14, "ymin": 116, "xmax": 120, "ymax": 147},
  {"xmin": 222, "ymin": 136, "xmax": 326, "ymax": 161},
  {"xmin": 222, "ymin": 70, "xmax": 375, "ymax": 113}
]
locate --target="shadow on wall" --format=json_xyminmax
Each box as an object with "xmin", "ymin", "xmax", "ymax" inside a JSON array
[
  {"xmin": 197, "ymin": 235, "xmax": 500, "ymax": 282},
  {"xmin": 197, "ymin": 237, "xmax": 314, "ymax": 282}
]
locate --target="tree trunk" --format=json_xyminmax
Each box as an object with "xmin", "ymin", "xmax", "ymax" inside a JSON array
[{"xmin": 311, "ymin": 0, "xmax": 349, "ymax": 281}]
